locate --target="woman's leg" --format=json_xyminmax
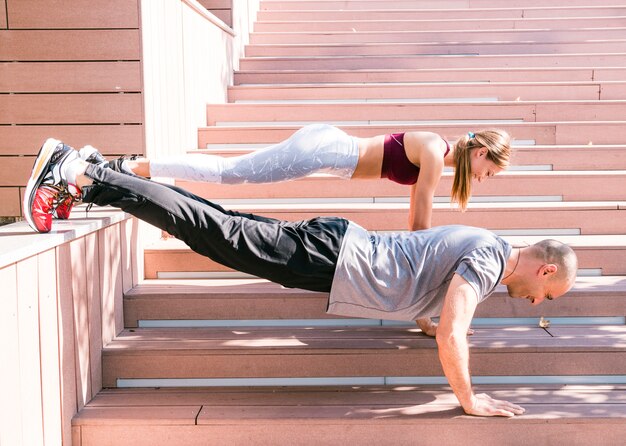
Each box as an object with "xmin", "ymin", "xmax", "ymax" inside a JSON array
[
  {"xmin": 80, "ymin": 164, "xmax": 348, "ymax": 292},
  {"xmin": 147, "ymin": 124, "xmax": 359, "ymax": 183}
]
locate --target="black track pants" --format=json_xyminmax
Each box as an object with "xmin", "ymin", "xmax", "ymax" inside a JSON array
[{"xmin": 81, "ymin": 165, "xmax": 348, "ymax": 292}]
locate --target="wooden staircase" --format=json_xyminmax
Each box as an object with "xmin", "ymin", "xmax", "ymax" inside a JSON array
[{"xmin": 72, "ymin": 1, "xmax": 626, "ymax": 444}]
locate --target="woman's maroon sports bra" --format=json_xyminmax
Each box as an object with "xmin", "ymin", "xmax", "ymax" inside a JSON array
[{"xmin": 380, "ymin": 133, "xmax": 450, "ymax": 185}]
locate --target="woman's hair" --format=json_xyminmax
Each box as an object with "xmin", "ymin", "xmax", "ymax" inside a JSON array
[{"xmin": 452, "ymin": 128, "xmax": 511, "ymax": 211}]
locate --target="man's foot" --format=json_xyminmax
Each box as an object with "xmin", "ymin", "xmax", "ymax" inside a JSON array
[
  {"xmin": 23, "ymin": 138, "xmax": 81, "ymax": 232},
  {"xmin": 79, "ymin": 144, "xmax": 107, "ymax": 165},
  {"xmin": 79, "ymin": 145, "xmax": 138, "ymax": 175},
  {"xmin": 53, "ymin": 145, "xmax": 107, "ymax": 220}
]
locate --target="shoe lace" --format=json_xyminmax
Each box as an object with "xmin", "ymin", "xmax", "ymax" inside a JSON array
[{"xmin": 49, "ymin": 184, "xmax": 82, "ymax": 213}]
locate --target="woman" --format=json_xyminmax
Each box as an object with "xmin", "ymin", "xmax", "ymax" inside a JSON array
[
  {"xmin": 73, "ymin": 124, "xmax": 511, "ymax": 336},
  {"xmin": 119, "ymin": 124, "xmax": 511, "ymax": 231}
]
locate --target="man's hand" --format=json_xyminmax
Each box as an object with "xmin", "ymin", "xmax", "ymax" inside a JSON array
[
  {"xmin": 416, "ymin": 317, "xmax": 474, "ymax": 338},
  {"xmin": 465, "ymin": 393, "xmax": 526, "ymax": 417}
]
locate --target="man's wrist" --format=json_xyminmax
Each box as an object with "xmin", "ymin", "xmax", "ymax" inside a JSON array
[{"xmin": 460, "ymin": 393, "xmax": 477, "ymax": 413}]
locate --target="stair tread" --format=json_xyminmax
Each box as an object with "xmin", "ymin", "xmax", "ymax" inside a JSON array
[
  {"xmin": 125, "ymin": 275, "xmax": 626, "ymax": 297},
  {"xmin": 144, "ymin": 233, "xmax": 626, "ymax": 251},
  {"xmin": 73, "ymin": 385, "xmax": 626, "ymax": 425},
  {"xmin": 103, "ymin": 325, "xmax": 626, "ymax": 352}
]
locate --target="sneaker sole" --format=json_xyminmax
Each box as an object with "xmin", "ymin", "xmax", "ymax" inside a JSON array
[{"xmin": 23, "ymin": 138, "xmax": 61, "ymax": 232}]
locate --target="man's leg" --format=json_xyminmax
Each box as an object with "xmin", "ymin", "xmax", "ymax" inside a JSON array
[{"xmin": 81, "ymin": 164, "xmax": 348, "ymax": 292}]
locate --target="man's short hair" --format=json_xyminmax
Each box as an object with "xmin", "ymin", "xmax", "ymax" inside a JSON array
[{"xmin": 532, "ymin": 239, "xmax": 578, "ymax": 287}]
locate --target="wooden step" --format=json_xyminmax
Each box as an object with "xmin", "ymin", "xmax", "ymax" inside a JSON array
[
  {"xmin": 258, "ymin": 2, "xmax": 626, "ymax": 15},
  {"xmin": 72, "ymin": 385, "xmax": 626, "ymax": 446},
  {"xmin": 196, "ymin": 144, "xmax": 626, "ymax": 171},
  {"xmin": 100, "ymin": 325, "xmax": 626, "ymax": 386},
  {"xmin": 123, "ymin": 276, "xmax": 626, "ymax": 327},
  {"xmin": 235, "ymin": 67, "xmax": 626, "ymax": 85},
  {"xmin": 227, "ymin": 84, "xmax": 626, "ymax": 102},
  {"xmin": 143, "ymin": 233, "xmax": 626, "ymax": 279},
  {"xmin": 199, "ymin": 122, "xmax": 626, "ymax": 146},
  {"xmin": 208, "ymin": 101, "xmax": 626, "ymax": 124},
  {"xmin": 178, "ymin": 171, "xmax": 626, "ymax": 202},
  {"xmin": 154, "ymin": 200, "xmax": 626, "ymax": 234},
  {"xmin": 238, "ymin": 53, "xmax": 626, "ymax": 71},
  {"xmin": 244, "ymin": 41, "xmax": 626, "ymax": 58},
  {"xmin": 254, "ymin": 16, "xmax": 626, "ymax": 32},
  {"xmin": 249, "ymin": 28, "xmax": 626, "ymax": 45}
]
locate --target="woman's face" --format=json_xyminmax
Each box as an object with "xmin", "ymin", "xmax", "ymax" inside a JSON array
[{"xmin": 470, "ymin": 147, "xmax": 503, "ymax": 183}]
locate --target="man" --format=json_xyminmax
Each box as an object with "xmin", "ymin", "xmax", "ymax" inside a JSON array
[{"xmin": 24, "ymin": 139, "xmax": 578, "ymax": 418}]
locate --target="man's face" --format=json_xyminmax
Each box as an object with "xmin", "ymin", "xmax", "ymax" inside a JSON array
[{"xmin": 505, "ymin": 270, "xmax": 570, "ymax": 306}]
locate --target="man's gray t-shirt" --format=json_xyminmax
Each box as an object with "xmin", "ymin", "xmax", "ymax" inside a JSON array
[{"xmin": 328, "ymin": 223, "xmax": 511, "ymax": 321}]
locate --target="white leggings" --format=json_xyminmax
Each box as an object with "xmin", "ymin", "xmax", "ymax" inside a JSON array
[{"xmin": 149, "ymin": 124, "xmax": 360, "ymax": 184}]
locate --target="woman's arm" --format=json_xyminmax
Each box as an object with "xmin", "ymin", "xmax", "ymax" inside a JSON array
[{"xmin": 407, "ymin": 138, "xmax": 445, "ymax": 231}]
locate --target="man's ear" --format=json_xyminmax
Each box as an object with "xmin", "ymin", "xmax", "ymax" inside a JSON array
[{"xmin": 541, "ymin": 264, "xmax": 558, "ymax": 277}]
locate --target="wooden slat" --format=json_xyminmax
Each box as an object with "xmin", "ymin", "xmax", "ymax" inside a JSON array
[
  {"xmin": 70, "ymin": 238, "xmax": 93, "ymax": 410},
  {"xmin": 56, "ymin": 243, "xmax": 78, "ymax": 446},
  {"xmin": 198, "ymin": 0, "xmax": 231, "ymax": 8},
  {"xmin": 122, "ymin": 276, "xmax": 626, "ymax": 326},
  {"xmin": 86, "ymin": 232, "xmax": 103, "ymax": 397},
  {"xmin": 257, "ymin": 6, "xmax": 626, "ymax": 21},
  {"xmin": 0, "ymin": 30, "xmax": 140, "ymax": 61},
  {"xmin": 0, "ymin": 62, "xmax": 142, "ymax": 93},
  {"xmin": 260, "ymin": 1, "xmax": 626, "ymax": 12},
  {"xmin": 228, "ymin": 81, "xmax": 602, "ymax": 102},
  {"xmin": 0, "ymin": 264, "xmax": 23, "ymax": 445},
  {"xmin": 99, "ymin": 224, "xmax": 124, "ymax": 345},
  {"xmin": 38, "ymin": 249, "xmax": 64, "ymax": 446},
  {"xmin": 239, "ymin": 53, "xmax": 626, "ymax": 71},
  {"xmin": 0, "ymin": 124, "xmax": 144, "ymax": 156},
  {"xmin": 6, "ymin": 0, "xmax": 139, "ymax": 29},
  {"xmin": 211, "ymin": 9, "xmax": 231, "ymax": 25},
  {"xmin": 0, "ymin": 93, "xmax": 143, "ymax": 125},
  {"xmin": 17, "ymin": 256, "xmax": 45, "ymax": 445},
  {"xmin": 254, "ymin": 17, "xmax": 626, "ymax": 32},
  {"xmin": 82, "ymin": 385, "xmax": 626, "ymax": 407},
  {"xmin": 1, "ymin": 0, "xmax": 6, "ymax": 29},
  {"xmin": 0, "ymin": 187, "xmax": 21, "ymax": 216},
  {"xmin": 249, "ymin": 28, "xmax": 626, "ymax": 45}
]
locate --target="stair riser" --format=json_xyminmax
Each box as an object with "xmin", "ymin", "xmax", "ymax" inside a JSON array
[
  {"xmin": 101, "ymin": 350, "xmax": 625, "ymax": 387},
  {"xmin": 209, "ymin": 103, "xmax": 626, "ymax": 124},
  {"xmin": 250, "ymin": 29, "xmax": 626, "ymax": 45},
  {"xmin": 123, "ymin": 293, "xmax": 625, "ymax": 327},
  {"xmin": 196, "ymin": 146, "xmax": 626, "ymax": 171},
  {"xmin": 245, "ymin": 41, "xmax": 626, "ymax": 57},
  {"xmin": 73, "ymin": 422, "xmax": 626, "ymax": 446},
  {"xmin": 143, "ymin": 246, "xmax": 626, "ymax": 278},
  {"xmin": 226, "ymin": 86, "xmax": 621, "ymax": 102},
  {"xmin": 199, "ymin": 123, "xmax": 626, "ymax": 145},
  {"xmin": 259, "ymin": 1, "xmax": 626, "ymax": 13},
  {"xmin": 234, "ymin": 68, "xmax": 626, "ymax": 85},
  {"xmin": 179, "ymin": 175, "xmax": 626, "ymax": 201},
  {"xmin": 254, "ymin": 18, "xmax": 626, "ymax": 32},
  {"xmin": 149, "ymin": 207, "xmax": 626, "ymax": 233},
  {"xmin": 239, "ymin": 54, "xmax": 626, "ymax": 71}
]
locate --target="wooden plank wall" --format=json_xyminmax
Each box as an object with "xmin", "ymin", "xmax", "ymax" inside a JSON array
[
  {"xmin": 0, "ymin": 217, "xmax": 137, "ymax": 446},
  {"xmin": 198, "ymin": 0, "xmax": 233, "ymax": 25},
  {"xmin": 0, "ymin": 0, "xmax": 144, "ymax": 218}
]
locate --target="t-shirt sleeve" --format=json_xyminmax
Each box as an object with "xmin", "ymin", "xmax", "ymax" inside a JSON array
[{"xmin": 455, "ymin": 247, "xmax": 503, "ymax": 303}]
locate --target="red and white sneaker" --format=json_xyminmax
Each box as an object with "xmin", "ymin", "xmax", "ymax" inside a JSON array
[{"xmin": 23, "ymin": 138, "xmax": 81, "ymax": 233}]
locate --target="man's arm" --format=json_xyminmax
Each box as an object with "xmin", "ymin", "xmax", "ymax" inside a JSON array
[{"xmin": 436, "ymin": 273, "xmax": 525, "ymax": 417}]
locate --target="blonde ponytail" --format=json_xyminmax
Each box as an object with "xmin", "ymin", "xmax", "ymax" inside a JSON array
[{"xmin": 451, "ymin": 129, "xmax": 511, "ymax": 211}]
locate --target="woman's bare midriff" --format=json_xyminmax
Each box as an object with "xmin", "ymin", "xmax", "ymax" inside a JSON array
[{"xmin": 351, "ymin": 135, "xmax": 385, "ymax": 179}]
